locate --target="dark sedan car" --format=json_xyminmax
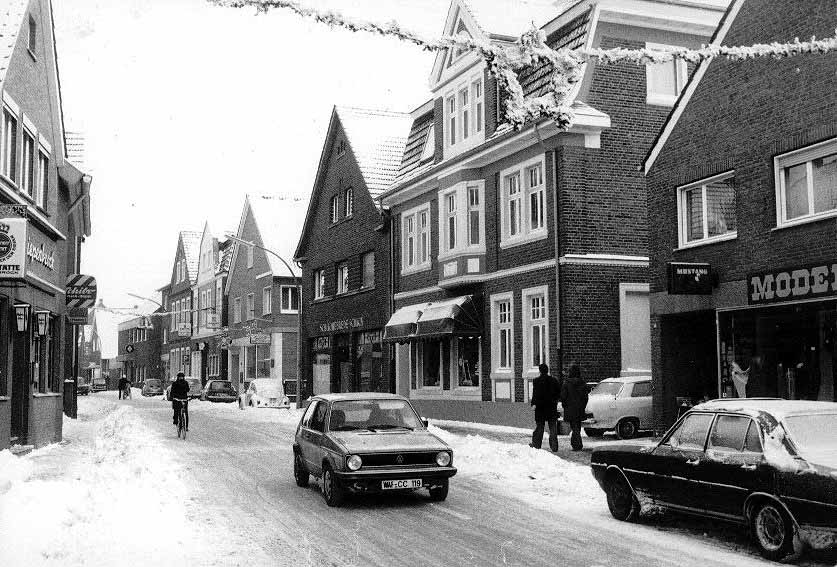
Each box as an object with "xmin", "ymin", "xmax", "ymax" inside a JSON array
[
  {"xmin": 293, "ymin": 393, "xmax": 457, "ymax": 507},
  {"xmin": 200, "ymin": 379, "xmax": 237, "ymax": 403},
  {"xmin": 591, "ymin": 399, "xmax": 837, "ymax": 561}
]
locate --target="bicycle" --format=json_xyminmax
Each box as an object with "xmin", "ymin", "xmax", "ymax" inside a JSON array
[{"xmin": 173, "ymin": 398, "xmax": 189, "ymax": 439}]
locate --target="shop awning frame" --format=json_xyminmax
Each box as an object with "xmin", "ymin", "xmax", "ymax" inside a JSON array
[{"xmin": 383, "ymin": 295, "xmax": 482, "ymax": 343}]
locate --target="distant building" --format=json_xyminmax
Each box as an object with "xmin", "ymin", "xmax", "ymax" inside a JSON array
[
  {"xmin": 116, "ymin": 314, "xmax": 162, "ymax": 385},
  {"xmin": 162, "ymin": 231, "xmax": 202, "ymax": 381}
]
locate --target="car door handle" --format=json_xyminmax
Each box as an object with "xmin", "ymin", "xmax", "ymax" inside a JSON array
[
  {"xmin": 741, "ymin": 464, "xmax": 756, "ymax": 471},
  {"xmin": 686, "ymin": 458, "xmax": 700, "ymax": 466}
]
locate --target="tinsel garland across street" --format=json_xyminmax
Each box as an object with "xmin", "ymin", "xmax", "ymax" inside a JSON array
[{"xmin": 209, "ymin": 0, "xmax": 836, "ymax": 131}]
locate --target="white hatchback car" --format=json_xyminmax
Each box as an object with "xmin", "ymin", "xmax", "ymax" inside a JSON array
[
  {"xmin": 239, "ymin": 378, "xmax": 290, "ymax": 409},
  {"xmin": 582, "ymin": 375, "xmax": 652, "ymax": 439}
]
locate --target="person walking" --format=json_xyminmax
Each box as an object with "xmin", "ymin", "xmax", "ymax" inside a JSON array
[
  {"xmin": 561, "ymin": 362, "xmax": 588, "ymax": 451},
  {"xmin": 529, "ymin": 363, "xmax": 561, "ymax": 452},
  {"xmin": 118, "ymin": 375, "xmax": 128, "ymax": 400}
]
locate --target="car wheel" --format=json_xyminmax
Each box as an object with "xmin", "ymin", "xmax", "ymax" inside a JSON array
[
  {"xmin": 429, "ymin": 479, "xmax": 449, "ymax": 502},
  {"xmin": 294, "ymin": 452, "xmax": 310, "ymax": 488},
  {"xmin": 584, "ymin": 428, "xmax": 605, "ymax": 438},
  {"xmin": 751, "ymin": 501, "xmax": 797, "ymax": 561},
  {"xmin": 605, "ymin": 471, "xmax": 640, "ymax": 522},
  {"xmin": 321, "ymin": 465, "xmax": 344, "ymax": 507},
  {"xmin": 617, "ymin": 418, "xmax": 639, "ymax": 440}
]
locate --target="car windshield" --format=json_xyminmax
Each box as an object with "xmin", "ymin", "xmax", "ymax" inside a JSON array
[
  {"xmin": 209, "ymin": 381, "xmax": 233, "ymax": 392},
  {"xmin": 146, "ymin": 379, "xmax": 161, "ymax": 387},
  {"xmin": 329, "ymin": 399, "xmax": 422, "ymax": 431},
  {"xmin": 783, "ymin": 414, "xmax": 837, "ymax": 453},
  {"xmin": 590, "ymin": 382, "xmax": 622, "ymax": 396}
]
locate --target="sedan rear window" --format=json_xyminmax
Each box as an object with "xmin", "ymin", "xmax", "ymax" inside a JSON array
[
  {"xmin": 784, "ymin": 414, "xmax": 837, "ymax": 453},
  {"xmin": 146, "ymin": 379, "xmax": 161, "ymax": 387},
  {"xmin": 209, "ymin": 381, "xmax": 233, "ymax": 391},
  {"xmin": 590, "ymin": 382, "xmax": 622, "ymax": 396}
]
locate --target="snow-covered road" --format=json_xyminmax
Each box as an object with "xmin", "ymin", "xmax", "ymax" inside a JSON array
[{"xmin": 2, "ymin": 392, "xmax": 836, "ymax": 566}]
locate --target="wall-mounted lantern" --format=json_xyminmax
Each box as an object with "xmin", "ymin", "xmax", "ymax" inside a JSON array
[
  {"xmin": 35, "ymin": 311, "xmax": 50, "ymax": 336},
  {"xmin": 14, "ymin": 304, "xmax": 31, "ymax": 332}
]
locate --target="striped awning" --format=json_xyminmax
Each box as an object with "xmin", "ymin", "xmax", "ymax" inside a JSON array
[{"xmin": 383, "ymin": 296, "xmax": 481, "ymax": 343}]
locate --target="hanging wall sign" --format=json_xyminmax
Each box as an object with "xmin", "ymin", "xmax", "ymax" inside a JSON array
[
  {"xmin": 667, "ymin": 262, "xmax": 713, "ymax": 295},
  {"xmin": 0, "ymin": 218, "xmax": 28, "ymax": 280},
  {"xmin": 66, "ymin": 274, "xmax": 98, "ymax": 308}
]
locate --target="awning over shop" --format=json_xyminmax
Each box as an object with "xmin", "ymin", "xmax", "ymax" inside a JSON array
[{"xmin": 383, "ymin": 295, "xmax": 481, "ymax": 342}]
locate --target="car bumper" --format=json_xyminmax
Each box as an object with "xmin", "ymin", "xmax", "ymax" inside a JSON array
[
  {"xmin": 206, "ymin": 395, "xmax": 237, "ymax": 403},
  {"xmin": 252, "ymin": 400, "xmax": 291, "ymax": 408},
  {"xmin": 334, "ymin": 466, "xmax": 457, "ymax": 491},
  {"xmin": 143, "ymin": 391, "xmax": 163, "ymax": 396}
]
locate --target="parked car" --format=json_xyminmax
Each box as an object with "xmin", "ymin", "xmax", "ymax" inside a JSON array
[
  {"xmin": 293, "ymin": 393, "xmax": 456, "ymax": 507},
  {"xmin": 90, "ymin": 377, "xmax": 107, "ymax": 392},
  {"xmin": 582, "ymin": 375, "xmax": 652, "ymax": 439},
  {"xmin": 201, "ymin": 379, "xmax": 237, "ymax": 403},
  {"xmin": 164, "ymin": 377, "xmax": 203, "ymax": 401},
  {"xmin": 239, "ymin": 378, "xmax": 290, "ymax": 409},
  {"xmin": 590, "ymin": 399, "xmax": 837, "ymax": 561},
  {"xmin": 141, "ymin": 378, "xmax": 164, "ymax": 397},
  {"xmin": 77, "ymin": 380, "xmax": 90, "ymax": 396}
]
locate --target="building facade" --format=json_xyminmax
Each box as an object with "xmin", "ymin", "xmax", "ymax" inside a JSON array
[
  {"xmin": 0, "ymin": 0, "xmax": 92, "ymax": 449},
  {"xmin": 295, "ymin": 107, "xmax": 409, "ymax": 399},
  {"xmin": 225, "ymin": 194, "xmax": 306, "ymax": 398},
  {"xmin": 163, "ymin": 231, "xmax": 201, "ymax": 382},
  {"xmin": 115, "ymin": 315, "xmax": 162, "ymax": 385},
  {"xmin": 379, "ymin": 0, "xmax": 726, "ymax": 426},
  {"xmin": 645, "ymin": 0, "xmax": 837, "ymax": 428}
]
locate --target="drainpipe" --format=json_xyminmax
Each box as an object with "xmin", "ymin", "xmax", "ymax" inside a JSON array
[{"xmin": 385, "ymin": 208, "xmax": 396, "ymax": 394}]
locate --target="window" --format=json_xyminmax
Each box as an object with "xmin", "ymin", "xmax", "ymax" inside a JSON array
[
  {"xmin": 678, "ymin": 173, "xmax": 737, "ymax": 246},
  {"xmin": 170, "ymin": 301, "xmax": 177, "ymax": 331},
  {"xmin": 2, "ymin": 109, "xmax": 17, "ymax": 182},
  {"xmin": 246, "ymin": 245, "xmax": 254, "ymax": 268},
  {"xmin": 526, "ymin": 163, "xmax": 545, "ymax": 231},
  {"xmin": 361, "ymin": 252, "xmax": 374, "ymax": 288},
  {"xmin": 21, "ymin": 130, "xmax": 34, "ymax": 198},
  {"xmin": 708, "ymin": 414, "xmax": 751, "ymax": 452},
  {"xmin": 420, "ymin": 125, "xmax": 435, "ymax": 162},
  {"xmin": 246, "ymin": 293, "xmax": 255, "ymax": 320},
  {"xmin": 262, "ymin": 286, "xmax": 272, "ymax": 315},
  {"xmin": 411, "ymin": 340, "xmax": 442, "ymax": 388},
  {"xmin": 208, "ymin": 354, "xmax": 220, "ymax": 377},
  {"xmin": 473, "ymin": 79, "xmax": 483, "ymax": 133},
  {"xmin": 405, "ymin": 215, "xmax": 415, "ymax": 266},
  {"xmin": 743, "ymin": 421, "xmax": 763, "ymax": 453},
  {"xmin": 775, "ymin": 139, "xmax": 837, "ymax": 227},
  {"xmin": 468, "ymin": 185, "xmax": 481, "ymax": 246},
  {"xmin": 233, "ymin": 297, "xmax": 241, "ymax": 324},
  {"xmin": 444, "ymin": 192, "xmax": 457, "ymax": 251},
  {"xmin": 401, "ymin": 205, "xmax": 430, "ymax": 272},
  {"xmin": 501, "ymin": 157, "xmax": 547, "ymax": 246},
  {"xmin": 34, "ymin": 315, "xmax": 56, "ymax": 393},
  {"xmin": 336, "ymin": 139, "xmax": 346, "ymax": 157},
  {"xmin": 446, "ymin": 77, "xmax": 484, "ymax": 151},
  {"xmin": 28, "ymin": 16, "xmax": 36, "ymax": 53},
  {"xmin": 336, "ymin": 263, "xmax": 349, "ymax": 294},
  {"xmin": 418, "ymin": 210, "xmax": 429, "ymax": 264},
  {"xmin": 505, "ymin": 172, "xmax": 522, "ymax": 237},
  {"xmin": 459, "ymin": 87, "xmax": 469, "ymax": 140},
  {"xmin": 455, "ymin": 336, "xmax": 480, "ymax": 388},
  {"xmin": 36, "ymin": 151, "xmax": 47, "ymax": 208},
  {"xmin": 330, "ymin": 195, "xmax": 339, "ymax": 223},
  {"xmin": 256, "ymin": 344, "xmax": 271, "ymax": 378},
  {"xmin": 447, "ymin": 96, "xmax": 456, "ymax": 146},
  {"xmin": 310, "ymin": 400, "xmax": 328, "ymax": 432},
  {"xmin": 666, "ymin": 412, "xmax": 713, "ymax": 451},
  {"xmin": 281, "ymin": 285, "xmax": 299, "ymax": 313},
  {"xmin": 344, "ymin": 188, "xmax": 353, "ymax": 217},
  {"xmin": 314, "ymin": 269, "xmax": 325, "ymax": 299},
  {"xmin": 491, "ymin": 294, "xmax": 513, "ymax": 374},
  {"xmin": 438, "ymin": 182, "xmax": 484, "ymax": 257},
  {"xmin": 646, "ymin": 43, "xmax": 687, "ymax": 106},
  {"xmin": 523, "ymin": 288, "xmax": 548, "ymax": 373},
  {"xmin": 631, "ymin": 381, "xmax": 652, "ymax": 397}
]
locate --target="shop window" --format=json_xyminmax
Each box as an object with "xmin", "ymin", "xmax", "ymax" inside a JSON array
[
  {"xmin": 361, "ymin": 252, "xmax": 375, "ymax": 288},
  {"xmin": 455, "ymin": 336, "xmax": 480, "ymax": 388},
  {"xmin": 281, "ymin": 286, "xmax": 299, "ymax": 313},
  {"xmin": 357, "ymin": 331, "xmax": 385, "ymax": 392},
  {"xmin": 256, "ymin": 344, "xmax": 271, "ymax": 378},
  {"xmin": 246, "ymin": 293, "xmax": 255, "ymax": 320},
  {"xmin": 678, "ymin": 172, "xmax": 736, "ymax": 247},
  {"xmin": 775, "ymin": 138, "xmax": 837, "ymax": 227},
  {"xmin": 263, "ymin": 286, "xmax": 272, "ymax": 315},
  {"xmin": 645, "ymin": 42, "xmax": 687, "ymax": 106},
  {"xmin": 313, "ymin": 269, "xmax": 325, "ymax": 299},
  {"xmin": 1, "ymin": 109, "xmax": 17, "ymax": 182},
  {"xmin": 411, "ymin": 341, "xmax": 442, "ymax": 388}
]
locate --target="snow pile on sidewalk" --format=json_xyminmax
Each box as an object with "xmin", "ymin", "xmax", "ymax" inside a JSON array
[
  {"xmin": 0, "ymin": 402, "xmax": 210, "ymax": 567},
  {"xmin": 430, "ymin": 426, "xmax": 605, "ymax": 513}
]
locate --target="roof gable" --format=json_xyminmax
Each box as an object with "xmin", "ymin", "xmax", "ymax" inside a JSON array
[
  {"xmin": 0, "ymin": 0, "xmax": 28, "ymax": 86},
  {"xmin": 430, "ymin": 0, "xmax": 486, "ymax": 89}
]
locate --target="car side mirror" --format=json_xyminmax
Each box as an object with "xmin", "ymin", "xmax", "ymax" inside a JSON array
[{"xmin": 421, "ymin": 418, "xmax": 429, "ymax": 428}]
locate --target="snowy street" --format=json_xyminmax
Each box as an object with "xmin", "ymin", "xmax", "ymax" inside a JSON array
[{"xmin": 1, "ymin": 392, "xmax": 834, "ymax": 567}]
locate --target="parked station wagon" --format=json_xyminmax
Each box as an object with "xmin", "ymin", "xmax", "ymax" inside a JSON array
[
  {"xmin": 293, "ymin": 393, "xmax": 457, "ymax": 507},
  {"xmin": 591, "ymin": 399, "xmax": 837, "ymax": 561}
]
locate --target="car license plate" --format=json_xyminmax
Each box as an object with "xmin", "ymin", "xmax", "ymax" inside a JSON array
[
  {"xmin": 269, "ymin": 398, "xmax": 277, "ymax": 404},
  {"xmin": 382, "ymin": 479, "xmax": 422, "ymax": 490}
]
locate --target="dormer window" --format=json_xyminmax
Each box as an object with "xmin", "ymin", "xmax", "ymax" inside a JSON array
[
  {"xmin": 420, "ymin": 125, "xmax": 435, "ymax": 162},
  {"xmin": 444, "ymin": 76, "xmax": 484, "ymax": 154}
]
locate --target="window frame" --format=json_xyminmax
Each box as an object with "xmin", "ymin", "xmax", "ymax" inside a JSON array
[
  {"xmin": 676, "ymin": 171, "xmax": 737, "ymax": 248},
  {"xmin": 443, "ymin": 73, "xmax": 485, "ymax": 156},
  {"xmin": 246, "ymin": 293, "xmax": 255, "ymax": 320},
  {"xmin": 522, "ymin": 286, "xmax": 549, "ymax": 378},
  {"xmin": 645, "ymin": 42, "xmax": 688, "ymax": 107},
  {"xmin": 774, "ymin": 138, "xmax": 837, "ymax": 228},
  {"xmin": 336, "ymin": 262, "xmax": 349, "ymax": 295},
  {"xmin": 344, "ymin": 187, "xmax": 354, "ymax": 217},
  {"xmin": 313, "ymin": 269, "xmax": 325, "ymax": 300},
  {"xmin": 330, "ymin": 195, "xmax": 339, "ymax": 224},
  {"xmin": 500, "ymin": 156, "xmax": 548, "ymax": 247},
  {"xmin": 35, "ymin": 148, "xmax": 47, "ymax": 209},
  {"xmin": 361, "ymin": 251, "xmax": 375, "ymax": 289},
  {"xmin": 2, "ymin": 107, "xmax": 18, "ymax": 184},
  {"xmin": 280, "ymin": 285, "xmax": 299, "ymax": 313},
  {"xmin": 410, "ymin": 340, "xmax": 443, "ymax": 391},
  {"xmin": 401, "ymin": 203, "xmax": 431, "ymax": 274},
  {"xmin": 490, "ymin": 292, "xmax": 514, "ymax": 377},
  {"xmin": 233, "ymin": 296, "xmax": 241, "ymax": 324},
  {"xmin": 20, "ymin": 127, "xmax": 35, "ymax": 199},
  {"xmin": 262, "ymin": 285, "xmax": 272, "ymax": 315},
  {"xmin": 452, "ymin": 336, "xmax": 481, "ymax": 391}
]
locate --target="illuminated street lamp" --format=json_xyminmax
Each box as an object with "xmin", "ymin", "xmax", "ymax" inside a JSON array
[{"xmin": 14, "ymin": 303, "xmax": 31, "ymax": 332}]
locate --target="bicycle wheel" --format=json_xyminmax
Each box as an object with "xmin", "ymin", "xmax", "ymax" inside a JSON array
[{"xmin": 177, "ymin": 411, "xmax": 185, "ymax": 439}]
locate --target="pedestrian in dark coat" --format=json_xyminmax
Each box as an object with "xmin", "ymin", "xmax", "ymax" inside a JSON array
[
  {"xmin": 529, "ymin": 363, "xmax": 561, "ymax": 452},
  {"xmin": 561, "ymin": 362, "xmax": 588, "ymax": 451},
  {"xmin": 118, "ymin": 376, "xmax": 128, "ymax": 400}
]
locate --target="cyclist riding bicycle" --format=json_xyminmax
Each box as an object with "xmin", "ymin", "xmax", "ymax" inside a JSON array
[{"xmin": 171, "ymin": 372, "xmax": 190, "ymax": 431}]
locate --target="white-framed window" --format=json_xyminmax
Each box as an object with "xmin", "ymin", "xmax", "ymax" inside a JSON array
[
  {"xmin": 36, "ymin": 150, "xmax": 47, "ymax": 208},
  {"xmin": 216, "ymin": 280, "xmax": 223, "ymax": 314},
  {"xmin": 1, "ymin": 108, "xmax": 17, "ymax": 182},
  {"xmin": 21, "ymin": 128, "xmax": 35, "ymax": 198},
  {"xmin": 246, "ymin": 245, "xmax": 254, "ymax": 268},
  {"xmin": 490, "ymin": 292, "xmax": 514, "ymax": 376},
  {"xmin": 447, "ymin": 95, "xmax": 456, "ymax": 146},
  {"xmin": 233, "ymin": 297, "xmax": 241, "ymax": 323},
  {"xmin": 459, "ymin": 87, "xmax": 469, "ymax": 141},
  {"xmin": 522, "ymin": 286, "xmax": 549, "ymax": 376},
  {"xmin": 501, "ymin": 156, "xmax": 547, "ymax": 247},
  {"xmin": 336, "ymin": 263, "xmax": 349, "ymax": 294},
  {"xmin": 170, "ymin": 301, "xmax": 177, "ymax": 331},
  {"xmin": 401, "ymin": 204, "xmax": 431, "ymax": 273},
  {"xmin": 344, "ymin": 187, "xmax": 354, "ymax": 217},
  {"xmin": 646, "ymin": 42, "xmax": 688, "ymax": 106},
  {"xmin": 473, "ymin": 78, "xmax": 483, "ymax": 134},
  {"xmin": 361, "ymin": 251, "xmax": 375, "ymax": 288},
  {"xmin": 330, "ymin": 195, "xmax": 339, "ymax": 223},
  {"xmin": 280, "ymin": 286, "xmax": 299, "ymax": 313},
  {"xmin": 314, "ymin": 269, "xmax": 325, "ymax": 299},
  {"xmin": 444, "ymin": 191, "xmax": 457, "ymax": 252},
  {"xmin": 677, "ymin": 171, "xmax": 737, "ymax": 247},
  {"xmin": 437, "ymin": 182, "xmax": 485, "ymax": 259},
  {"xmin": 246, "ymin": 293, "xmax": 255, "ymax": 320},
  {"xmin": 262, "ymin": 286, "xmax": 272, "ymax": 315},
  {"xmin": 467, "ymin": 185, "xmax": 481, "ymax": 246},
  {"xmin": 445, "ymin": 75, "xmax": 485, "ymax": 154},
  {"xmin": 775, "ymin": 138, "xmax": 837, "ymax": 228}
]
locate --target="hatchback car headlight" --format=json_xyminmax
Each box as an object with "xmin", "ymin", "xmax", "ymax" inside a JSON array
[
  {"xmin": 435, "ymin": 451, "xmax": 451, "ymax": 467},
  {"xmin": 347, "ymin": 455, "xmax": 362, "ymax": 471}
]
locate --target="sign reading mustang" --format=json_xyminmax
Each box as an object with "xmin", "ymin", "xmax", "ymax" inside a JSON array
[{"xmin": 749, "ymin": 261, "xmax": 837, "ymax": 305}]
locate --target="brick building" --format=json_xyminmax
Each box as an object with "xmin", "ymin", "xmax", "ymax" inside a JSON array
[
  {"xmin": 645, "ymin": 0, "xmax": 837, "ymax": 428},
  {"xmin": 379, "ymin": 0, "xmax": 727, "ymax": 426},
  {"xmin": 162, "ymin": 231, "xmax": 201, "ymax": 381},
  {"xmin": 294, "ymin": 106, "xmax": 410, "ymax": 398},
  {"xmin": 116, "ymin": 314, "xmax": 161, "ymax": 385},
  {"xmin": 0, "ymin": 0, "xmax": 92, "ymax": 449},
  {"xmin": 225, "ymin": 194, "xmax": 306, "ymax": 398}
]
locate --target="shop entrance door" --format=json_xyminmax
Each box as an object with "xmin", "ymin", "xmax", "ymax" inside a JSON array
[
  {"xmin": 332, "ymin": 334, "xmax": 352, "ymax": 393},
  {"xmin": 10, "ymin": 326, "xmax": 29, "ymax": 444}
]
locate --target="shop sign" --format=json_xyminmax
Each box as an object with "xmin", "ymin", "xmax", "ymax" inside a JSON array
[
  {"xmin": 177, "ymin": 323, "xmax": 191, "ymax": 337},
  {"xmin": 313, "ymin": 336, "xmax": 330, "ymax": 351},
  {"xmin": 0, "ymin": 218, "xmax": 27, "ymax": 280},
  {"xmin": 66, "ymin": 274, "xmax": 98, "ymax": 308},
  {"xmin": 206, "ymin": 313, "xmax": 220, "ymax": 329},
  {"xmin": 27, "ymin": 239, "xmax": 55, "ymax": 271},
  {"xmin": 319, "ymin": 317, "xmax": 364, "ymax": 334},
  {"xmin": 667, "ymin": 262, "xmax": 713, "ymax": 295},
  {"xmin": 67, "ymin": 307, "xmax": 89, "ymax": 325},
  {"xmin": 249, "ymin": 332, "xmax": 271, "ymax": 344},
  {"xmin": 125, "ymin": 344, "xmax": 135, "ymax": 353},
  {"xmin": 749, "ymin": 261, "xmax": 837, "ymax": 305}
]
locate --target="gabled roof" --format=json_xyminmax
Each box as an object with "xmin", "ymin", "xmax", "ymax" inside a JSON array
[
  {"xmin": 461, "ymin": 0, "xmax": 561, "ymax": 40},
  {"xmin": 335, "ymin": 106, "xmax": 411, "ymax": 199},
  {"xmin": 179, "ymin": 230, "xmax": 202, "ymax": 283},
  {"xmin": 0, "ymin": 0, "xmax": 27, "ymax": 86}
]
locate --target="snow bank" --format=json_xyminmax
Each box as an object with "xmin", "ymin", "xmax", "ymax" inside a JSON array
[
  {"xmin": 0, "ymin": 450, "xmax": 33, "ymax": 494},
  {"xmin": 0, "ymin": 401, "xmax": 211, "ymax": 567}
]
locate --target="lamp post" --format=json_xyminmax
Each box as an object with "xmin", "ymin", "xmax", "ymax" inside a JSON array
[{"xmin": 225, "ymin": 233, "xmax": 303, "ymax": 407}]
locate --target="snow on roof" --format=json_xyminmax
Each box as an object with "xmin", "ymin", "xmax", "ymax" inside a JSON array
[
  {"xmin": 461, "ymin": 0, "xmax": 562, "ymax": 39},
  {"xmin": 180, "ymin": 231, "xmax": 202, "ymax": 282},
  {"xmin": 0, "ymin": 0, "xmax": 27, "ymax": 86},
  {"xmin": 693, "ymin": 399, "xmax": 837, "ymax": 420},
  {"xmin": 247, "ymin": 194, "xmax": 309, "ymax": 277},
  {"xmin": 335, "ymin": 106, "xmax": 412, "ymax": 200}
]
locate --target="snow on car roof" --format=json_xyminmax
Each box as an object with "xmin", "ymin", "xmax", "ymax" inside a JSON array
[
  {"xmin": 313, "ymin": 392, "xmax": 408, "ymax": 402},
  {"xmin": 599, "ymin": 375, "xmax": 652, "ymax": 384},
  {"xmin": 692, "ymin": 398, "xmax": 837, "ymax": 420}
]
